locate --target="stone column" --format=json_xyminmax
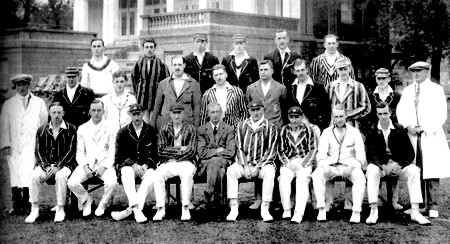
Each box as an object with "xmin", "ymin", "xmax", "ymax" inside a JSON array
[
  {"xmin": 137, "ymin": 0, "xmax": 144, "ymax": 36},
  {"xmin": 232, "ymin": 0, "xmax": 256, "ymax": 14},
  {"xmin": 73, "ymin": 0, "xmax": 89, "ymax": 31},
  {"xmin": 167, "ymin": 0, "xmax": 174, "ymax": 12},
  {"xmin": 103, "ymin": 0, "xmax": 119, "ymax": 46}
]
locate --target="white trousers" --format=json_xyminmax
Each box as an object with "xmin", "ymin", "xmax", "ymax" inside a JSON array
[
  {"xmin": 366, "ymin": 163, "xmax": 423, "ymax": 205},
  {"xmin": 29, "ymin": 166, "xmax": 71, "ymax": 206},
  {"xmin": 279, "ymin": 158, "xmax": 312, "ymax": 213},
  {"xmin": 312, "ymin": 164, "xmax": 366, "ymax": 212},
  {"xmin": 153, "ymin": 161, "xmax": 196, "ymax": 207},
  {"xmin": 120, "ymin": 166, "xmax": 155, "ymax": 209},
  {"xmin": 227, "ymin": 163, "xmax": 275, "ymax": 202},
  {"xmin": 67, "ymin": 165, "xmax": 118, "ymax": 208}
]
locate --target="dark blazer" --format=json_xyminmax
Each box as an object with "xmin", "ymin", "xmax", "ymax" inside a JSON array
[
  {"xmin": 365, "ymin": 122, "xmax": 415, "ymax": 168},
  {"xmin": 197, "ymin": 122, "xmax": 236, "ymax": 162},
  {"xmin": 221, "ymin": 55, "xmax": 259, "ymax": 92},
  {"xmin": 184, "ymin": 52, "xmax": 220, "ymax": 94},
  {"xmin": 263, "ymin": 49, "xmax": 301, "ymax": 86},
  {"xmin": 114, "ymin": 122, "xmax": 158, "ymax": 171},
  {"xmin": 364, "ymin": 90, "xmax": 401, "ymax": 128},
  {"xmin": 286, "ymin": 80, "xmax": 331, "ymax": 131},
  {"xmin": 53, "ymin": 85, "xmax": 95, "ymax": 128}
]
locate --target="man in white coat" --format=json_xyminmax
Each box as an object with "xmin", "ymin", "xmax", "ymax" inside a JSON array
[
  {"xmin": 396, "ymin": 61, "xmax": 450, "ymax": 218},
  {"xmin": 0, "ymin": 74, "xmax": 48, "ymax": 215},
  {"xmin": 68, "ymin": 100, "xmax": 118, "ymax": 217}
]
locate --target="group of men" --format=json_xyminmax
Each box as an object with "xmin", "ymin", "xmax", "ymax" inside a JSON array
[{"xmin": 0, "ymin": 29, "xmax": 449, "ymax": 226}]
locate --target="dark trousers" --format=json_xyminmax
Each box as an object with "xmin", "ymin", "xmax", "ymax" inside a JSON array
[
  {"xmin": 421, "ymin": 178, "xmax": 440, "ymax": 210},
  {"xmin": 198, "ymin": 157, "xmax": 227, "ymax": 205}
]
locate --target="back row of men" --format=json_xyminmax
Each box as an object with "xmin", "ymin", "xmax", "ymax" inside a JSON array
[{"xmin": 1, "ymin": 30, "xmax": 449, "ymax": 225}]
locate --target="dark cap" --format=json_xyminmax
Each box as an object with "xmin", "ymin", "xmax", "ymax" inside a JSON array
[
  {"xmin": 408, "ymin": 61, "xmax": 430, "ymax": 71},
  {"xmin": 375, "ymin": 68, "xmax": 390, "ymax": 78},
  {"xmin": 193, "ymin": 33, "xmax": 207, "ymax": 41},
  {"xmin": 232, "ymin": 34, "xmax": 246, "ymax": 43},
  {"xmin": 288, "ymin": 106, "xmax": 303, "ymax": 116},
  {"xmin": 128, "ymin": 103, "xmax": 144, "ymax": 113},
  {"xmin": 65, "ymin": 67, "xmax": 80, "ymax": 77},
  {"xmin": 170, "ymin": 103, "xmax": 185, "ymax": 112},
  {"xmin": 10, "ymin": 74, "xmax": 33, "ymax": 84},
  {"xmin": 247, "ymin": 100, "xmax": 264, "ymax": 109}
]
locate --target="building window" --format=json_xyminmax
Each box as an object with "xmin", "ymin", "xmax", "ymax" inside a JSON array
[
  {"xmin": 121, "ymin": 13, "xmax": 127, "ymax": 35},
  {"xmin": 174, "ymin": 0, "xmax": 199, "ymax": 12},
  {"xmin": 154, "ymin": 8, "xmax": 160, "ymax": 13},
  {"xmin": 120, "ymin": 0, "xmax": 138, "ymax": 36},
  {"xmin": 146, "ymin": 0, "xmax": 166, "ymax": 14},
  {"xmin": 129, "ymin": 12, "xmax": 135, "ymax": 35}
]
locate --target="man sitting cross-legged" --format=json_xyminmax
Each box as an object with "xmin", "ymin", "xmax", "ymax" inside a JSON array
[
  {"xmin": 110, "ymin": 104, "xmax": 158, "ymax": 223},
  {"xmin": 278, "ymin": 106, "xmax": 316, "ymax": 224},
  {"xmin": 365, "ymin": 102, "xmax": 430, "ymax": 225},
  {"xmin": 226, "ymin": 99, "xmax": 278, "ymax": 222}
]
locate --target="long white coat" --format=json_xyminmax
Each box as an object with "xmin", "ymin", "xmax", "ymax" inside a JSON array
[
  {"xmin": 76, "ymin": 119, "xmax": 116, "ymax": 170},
  {"xmin": 396, "ymin": 78, "xmax": 450, "ymax": 179},
  {"xmin": 0, "ymin": 93, "xmax": 48, "ymax": 187},
  {"xmin": 100, "ymin": 91, "xmax": 136, "ymax": 134}
]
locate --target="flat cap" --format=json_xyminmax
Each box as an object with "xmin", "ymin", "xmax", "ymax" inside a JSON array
[
  {"xmin": 232, "ymin": 34, "xmax": 246, "ymax": 43},
  {"xmin": 247, "ymin": 99, "xmax": 264, "ymax": 109},
  {"xmin": 408, "ymin": 61, "xmax": 430, "ymax": 71},
  {"xmin": 65, "ymin": 67, "xmax": 80, "ymax": 77},
  {"xmin": 128, "ymin": 103, "xmax": 144, "ymax": 113},
  {"xmin": 170, "ymin": 103, "xmax": 185, "ymax": 112},
  {"xmin": 288, "ymin": 106, "xmax": 303, "ymax": 116},
  {"xmin": 335, "ymin": 58, "xmax": 351, "ymax": 69},
  {"xmin": 375, "ymin": 68, "xmax": 390, "ymax": 77},
  {"xmin": 10, "ymin": 74, "xmax": 33, "ymax": 84},
  {"xmin": 193, "ymin": 33, "xmax": 207, "ymax": 41}
]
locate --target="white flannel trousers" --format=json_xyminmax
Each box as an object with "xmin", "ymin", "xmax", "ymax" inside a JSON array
[{"xmin": 29, "ymin": 166, "xmax": 71, "ymax": 206}]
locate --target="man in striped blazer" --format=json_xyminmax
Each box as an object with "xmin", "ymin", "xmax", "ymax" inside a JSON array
[
  {"xmin": 25, "ymin": 102, "xmax": 77, "ymax": 223},
  {"xmin": 200, "ymin": 64, "xmax": 248, "ymax": 128},
  {"xmin": 278, "ymin": 106, "xmax": 316, "ymax": 224},
  {"xmin": 226, "ymin": 100, "xmax": 278, "ymax": 222}
]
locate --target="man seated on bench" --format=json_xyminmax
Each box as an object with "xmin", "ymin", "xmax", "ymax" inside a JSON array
[
  {"xmin": 68, "ymin": 100, "xmax": 118, "ymax": 218},
  {"xmin": 110, "ymin": 103, "xmax": 158, "ymax": 223},
  {"xmin": 197, "ymin": 102, "xmax": 235, "ymax": 220},
  {"xmin": 312, "ymin": 104, "xmax": 366, "ymax": 223},
  {"xmin": 278, "ymin": 106, "xmax": 316, "ymax": 224},
  {"xmin": 26, "ymin": 102, "xmax": 77, "ymax": 223},
  {"xmin": 365, "ymin": 102, "xmax": 430, "ymax": 225},
  {"xmin": 226, "ymin": 99, "xmax": 278, "ymax": 222},
  {"xmin": 153, "ymin": 103, "xmax": 197, "ymax": 221}
]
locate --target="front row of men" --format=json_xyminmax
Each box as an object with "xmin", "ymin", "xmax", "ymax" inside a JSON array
[{"xmin": 25, "ymin": 98, "xmax": 431, "ymax": 225}]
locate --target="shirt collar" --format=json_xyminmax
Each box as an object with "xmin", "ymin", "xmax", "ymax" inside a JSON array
[
  {"xmin": 229, "ymin": 50, "xmax": 250, "ymax": 59},
  {"xmin": 49, "ymin": 120, "xmax": 67, "ymax": 130},
  {"xmin": 90, "ymin": 55, "xmax": 107, "ymax": 63},
  {"xmin": 278, "ymin": 47, "xmax": 291, "ymax": 53},
  {"xmin": 17, "ymin": 92, "xmax": 30, "ymax": 100},
  {"xmin": 337, "ymin": 78, "xmax": 355, "ymax": 87},
  {"xmin": 193, "ymin": 50, "xmax": 209, "ymax": 57},
  {"xmin": 325, "ymin": 50, "xmax": 340, "ymax": 58},
  {"xmin": 374, "ymin": 85, "xmax": 393, "ymax": 94},
  {"xmin": 292, "ymin": 76, "xmax": 314, "ymax": 86},
  {"xmin": 66, "ymin": 83, "xmax": 79, "ymax": 92},
  {"xmin": 210, "ymin": 121, "xmax": 220, "ymax": 129},
  {"xmin": 212, "ymin": 81, "xmax": 232, "ymax": 89},
  {"xmin": 170, "ymin": 73, "xmax": 190, "ymax": 81},
  {"xmin": 250, "ymin": 116, "xmax": 265, "ymax": 126},
  {"xmin": 377, "ymin": 120, "xmax": 394, "ymax": 131}
]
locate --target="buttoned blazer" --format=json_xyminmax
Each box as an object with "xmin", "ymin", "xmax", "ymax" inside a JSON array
[
  {"xmin": 197, "ymin": 122, "xmax": 235, "ymax": 162},
  {"xmin": 184, "ymin": 52, "xmax": 220, "ymax": 94},
  {"xmin": 53, "ymin": 85, "xmax": 95, "ymax": 128},
  {"xmin": 221, "ymin": 55, "xmax": 259, "ymax": 92},
  {"xmin": 263, "ymin": 49, "xmax": 301, "ymax": 86}
]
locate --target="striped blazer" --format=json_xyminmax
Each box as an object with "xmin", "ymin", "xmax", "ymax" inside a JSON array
[
  {"xmin": 158, "ymin": 121, "xmax": 197, "ymax": 166},
  {"xmin": 35, "ymin": 121, "xmax": 78, "ymax": 171},
  {"xmin": 200, "ymin": 83, "xmax": 248, "ymax": 127},
  {"xmin": 309, "ymin": 53, "xmax": 354, "ymax": 88},
  {"xmin": 235, "ymin": 118, "xmax": 278, "ymax": 168},
  {"xmin": 278, "ymin": 123, "xmax": 316, "ymax": 167},
  {"xmin": 326, "ymin": 79, "xmax": 371, "ymax": 129}
]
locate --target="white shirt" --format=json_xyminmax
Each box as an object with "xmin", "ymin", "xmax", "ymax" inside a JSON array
[
  {"xmin": 337, "ymin": 79, "xmax": 350, "ymax": 102},
  {"xmin": 215, "ymin": 86, "xmax": 227, "ymax": 119},
  {"xmin": 173, "ymin": 79, "xmax": 185, "ymax": 97},
  {"xmin": 133, "ymin": 124, "xmax": 143, "ymax": 137},
  {"xmin": 49, "ymin": 120, "xmax": 67, "ymax": 139},
  {"xmin": 325, "ymin": 51, "xmax": 340, "ymax": 66},
  {"xmin": 229, "ymin": 50, "xmax": 251, "ymax": 78},
  {"xmin": 377, "ymin": 120, "xmax": 395, "ymax": 153},
  {"xmin": 278, "ymin": 47, "xmax": 291, "ymax": 64},
  {"xmin": 292, "ymin": 77, "xmax": 314, "ymax": 104},
  {"xmin": 261, "ymin": 81, "xmax": 272, "ymax": 97},
  {"xmin": 194, "ymin": 51, "xmax": 206, "ymax": 65},
  {"xmin": 374, "ymin": 85, "xmax": 394, "ymax": 102},
  {"xmin": 249, "ymin": 116, "xmax": 265, "ymax": 131},
  {"xmin": 66, "ymin": 83, "xmax": 79, "ymax": 102}
]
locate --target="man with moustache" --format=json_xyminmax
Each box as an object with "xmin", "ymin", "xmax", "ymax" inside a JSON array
[
  {"xmin": 196, "ymin": 102, "xmax": 235, "ymax": 219},
  {"xmin": 263, "ymin": 29, "xmax": 301, "ymax": 86},
  {"xmin": 152, "ymin": 55, "xmax": 201, "ymax": 129},
  {"xmin": 25, "ymin": 102, "xmax": 77, "ymax": 223},
  {"xmin": 53, "ymin": 67, "xmax": 96, "ymax": 128},
  {"xmin": 132, "ymin": 38, "xmax": 170, "ymax": 123},
  {"xmin": 184, "ymin": 33, "xmax": 220, "ymax": 94},
  {"xmin": 0, "ymin": 74, "xmax": 48, "ymax": 215},
  {"xmin": 200, "ymin": 64, "xmax": 248, "ymax": 128},
  {"xmin": 221, "ymin": 34, "xmax": 259, "ymax": 92}
]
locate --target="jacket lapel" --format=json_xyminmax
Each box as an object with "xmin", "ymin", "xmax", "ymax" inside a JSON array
[
  {"xmin": 71, "ymin": 85, "xmax": 82, "ymax": 104},
  {"xmin": 127, "ymin": 124, "xmax": 138, "ymax": 142},
  {"xmin": 176, "ymin": 80, "xmax": 191, "ymax": 101},
  {"xmin": 302, "ymin": 84, "xmax": 313, "ymax": 103}
]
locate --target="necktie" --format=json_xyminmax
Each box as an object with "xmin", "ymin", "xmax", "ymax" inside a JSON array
[
  {"xmin": 213, "ymin": 125, "xmax": 218, "ymax": 143},
  {"xmin": 415, "ymin": 84, "xmax": 420, "ymax": 125},
  {"xmin": 280, "ymin": 51, "xmax": 285, "ymax": 64},
  {"xmin": 22, "ymin": 96, "xmax": 28, "ymax": 109}
]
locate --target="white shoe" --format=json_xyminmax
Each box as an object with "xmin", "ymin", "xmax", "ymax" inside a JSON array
[
  {"xmin": 83, "ymin": 195, "xmax": 93, "ymax": 217},
  {"xmin": 317, "ymin": 208, "xmax": 327, "ymax": 222},
  {"xmin": 54, "ymin": 206, "xmax": 65, "ymax": 223},
  {"xmin": 429, "ymin": 210, "xmax": 439, "ymax": 218},
  {"xmin": 25, "ymin": 207, "xmax": 39, "ymax": 223},
  {"xmin": 282, "ymin": 210, "xmax": 291, "ymax": 219},
  {"xmin": 181, "ymin": 206, "xmax": 191, "ymax": 221},
  {"xmin": 249, "ymin": 200, "xmax": 262, "ymax": 210},
  {"xmin": 261, "ymin": 202, "xmax": 273, "ymax": 222},
  {"xmin": 411, "ymin": 211, "xmax": 431, "ymax": 225},
  {"xmin": 133, "ymin": 208, "xmax": 147, "ymax": 223},
  {"xmin": 153, "ymin": 208, "xmax": 166, "ymax": 222},
  {"xmin": 392, "ymin": 202, "xmax": 404, "ymax": 210},
  {"xmin": 365, "ymin": 208, "xmax": 378, "ymax": 225},
  {"xmin": 226, "ymin": 204, "xmax": 239, "ymax": 222},
  {"xmin": 50, "ymin": 206, "xmax": 57, "ymax": 212},
  {"xmin": 95, "ymin": 203, "xmax": 106, "ymax": 217},
  {"xmin": 349, "ymin": 211, "xmax": 361, "ymax": 224},
  {"xmin": 111, "ymin": 207, "xmax": 132, "ymax": 221},
  {"xmin": 291, "ymin": 212, "xmax": 303, "ymax": 224}
]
